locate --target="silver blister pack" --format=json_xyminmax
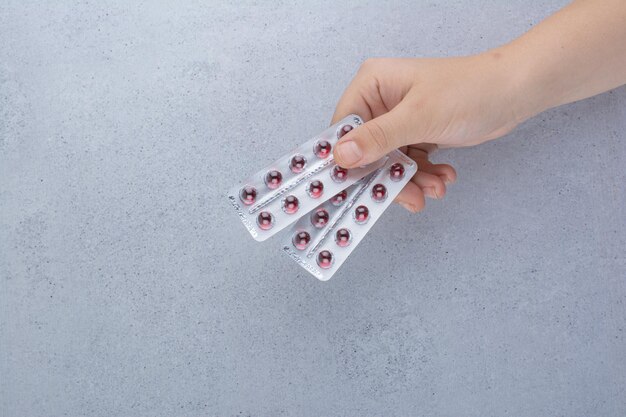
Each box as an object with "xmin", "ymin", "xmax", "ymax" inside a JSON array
[
  {"xmin": 227, "ymin": 115, "xmax": 387, "ymax": 241},
  {"xmin": 282, "ymin": 150, "xmax": 417, "ymax": 280}
]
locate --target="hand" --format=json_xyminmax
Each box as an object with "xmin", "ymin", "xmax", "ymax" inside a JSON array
[{"xmin": 331, "ymin": 54, "xmax": 526, "ymax": 212}]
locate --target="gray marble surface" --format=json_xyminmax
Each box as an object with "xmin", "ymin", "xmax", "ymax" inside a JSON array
[{"xmin": 1, "ymin": 1, "xmax": 625, "ymax": 416}]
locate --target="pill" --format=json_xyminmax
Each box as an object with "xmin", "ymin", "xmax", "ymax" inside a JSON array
[
  {"xmin": 317, "ymin": 250, "xmax": 334, "ymax": 269},
  {"xmin": 265, "ymin": 170, "xmax": 283, "ymax": 189},
  {"xmin": 257, "ymin": 211, "xmax": 274, "ymax": 230},
  {"xmin": 239, "ymin": 185, "xmax": 257, "ymax": 205},
  {"xmin": 330, "ymin": 190, "xmax": 348, "ymax": 206},
  {"xmin": 282, "ymin": 195, "xmax": 299, "ymax": 214},
  {"xmin": 371, "ymin": 184, "xmax": 387, "ymax": 202},
  {"xmin": 311, "ymin": 208, "xmax": 330, "ymax": 228},
  {"xmin": 292, "ymin": 231, "xmax": 311, "ymax": 250},
  {"xmin": 335, "ymin": 228, "xmax": 351, "ymax": 247},
  {"xmin": 307, "ymin": 180, "xmax": 324, "ymax": 198},
  {"xmin": 331, "ymin": 166, "xmax": 348, "ymax": 183},
  {"xmin": 314, "ymin": 140, "xmax": 332, "ymax": 159},
  {"xmin": 389, "ymin": 163, "xmax": 405, "ymax": 181},
  {"xmin": 354, "ymin": 205, "xmax": 369, "ymax": 224},
  {"xmin": 289, "ymin": 154, "xmax": 306, "ymax": 173},
  {"xmin": 337, "ymin": 124, "xmax": 353, "ymax": 138}
]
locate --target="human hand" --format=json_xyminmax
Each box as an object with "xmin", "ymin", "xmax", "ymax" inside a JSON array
[{"xmin": 331, "ymin": 53, "xmax": 527, "ymax": 212}]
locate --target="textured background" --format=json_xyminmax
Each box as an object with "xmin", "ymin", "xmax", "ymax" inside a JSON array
[{"xmin": 1, "ymin": 1, "xmax": 625, "ymax": 416}]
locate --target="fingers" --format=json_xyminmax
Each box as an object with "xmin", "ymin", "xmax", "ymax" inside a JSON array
[
  {"xmin": 412, "ymin": 171, "xmax": 447, "ymax": 199},
  {"xmin": 333, "ymin": 102, "xmax": 416, "ymax": 168},
  {"xmin": 394, "ymin": 165, "xmax": 456, "ymax": 213},
  {"xmin": 395, "ymin": 181, "xmax": 425, "ymax": 213}
]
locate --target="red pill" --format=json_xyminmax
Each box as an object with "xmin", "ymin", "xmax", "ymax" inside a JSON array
[
  {"xmin": 331, "ymin": 165, "xmax": 348, "ymax": 183},
  {"xmin": 265, "ymin": 170, "xmax": 283, "ymax": 189},
  {"xmin": 257, "ymin": 211, "xmax": 274, "ymax": 230},
  {"xmin": 307, "ymin": 180, "xmax": 324, "ymax": 198},
  {"xmin": 289, "ymin": 154, "xmax": 306, "ymax": 173},
  {"xmin": 337, "ymin": 124, "xmax": 353, "ymax": 138},
  {"xmin": 239, "ymin": 185, "xmax": 257, "ymax": 205},
  {"xmin": 330, "ymin": 190, "xmax": 348, "ymax": 206},
  {"xmin": 317, "ymin": 250, "xmax": 334, "ymax": 269},
  {"xmin": 282, "ymin": 195, "xmax": 299, "ymax": 214},
  {"xmin": 335, "ymin": 228, "xmax": 351, "ymax": 247},
  {"xmin": 314, "ymin": 140, "xmax": 332, "ymax": 159},
  {"xmin": 389, "ymin": 163, "xmax": 405, "ymax": 181},
  {"xmin": 354, "ymin": 205, "xmax": 369, "ymax": 224},
  {"xmin": 311, "ymin": 209, "xmax": 330, "ymax": 228},
  {"xmin": 292, "ymin": 231, "xmax": 311, "ymax": 250},
  {"xmin": 371, "ymin": 184, "xmax": 387, "ymax": 202}
]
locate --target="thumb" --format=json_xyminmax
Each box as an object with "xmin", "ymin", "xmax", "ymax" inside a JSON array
[{"xmin": 333, "ymin": 103, "xmax": 415, "ymax": 168}]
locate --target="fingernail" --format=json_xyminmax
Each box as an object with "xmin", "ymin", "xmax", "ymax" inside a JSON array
[
  {"xmin": 444, "ymin": 176, "xmax": 455, "ymax": 184},
  {"xmin": 335, "ymin": 140, "xmax": 362, "ymax": 166},
  {"xmin": 399, "ymin": 202, "xmax": 416, "ymax": 212},
  {"xmin": 423, "ymin": 187, "xmax": 439, "ymax": 199}
]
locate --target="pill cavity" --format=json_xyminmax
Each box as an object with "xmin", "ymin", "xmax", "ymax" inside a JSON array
[
  {"xmin": 354, "ymin": 205, "xmax": 369, "ymax": 224},
  {"xmin": 337, "ymin": 124, "xmax": 353, "ymax": 138},
  {"xmin": 307, "ymin": 180, "xmax": 324, "ymax": 198},
  {"xmin": 257, "ymin": 211, "xmax": 274, "ymax": 230},
  {"xmin": 330, "ymin": 190, "xmax": 348, "ymax": 206},
  {"xmin": 239, "ymin": 185, "xmax": 257, "ymax": 205},
  {"xmin": 289, "ymin": 154, "xmax": 306, "ymax": 173},
  {"xmin": 335, "ymin": 228, "xmax": 352, "ymax": 247},
  {"xmin": 317, "ymin": 250, "xmax": 334, "ymax": 269},
  {"xmin": 311, "ymin": 208, "xmax": 330, "ymax": 228},
  {"xmin": 265, "ymin": 170, "xmax": 283, "ymax": 189},
  {"xmin": 331, "ymin": 166, "xmax": 348, "ymax": 183},
  {"xmin": 282, "ymin": 195, "xmax": 299, "ymax": 214},
  {"xmin": 293, "ymin": 231, "xmax": 311, "ymax": 250},
  {"xmin": 371, "ymin": 184, "xmax": 387, "ymax": 202},
  {"xmin": 389, "ymin": 163, "xmax": 405, "ymax": 181},
  {"xmin": 314, "ymin": 140, "xmax": 332, "ymax": 158}
]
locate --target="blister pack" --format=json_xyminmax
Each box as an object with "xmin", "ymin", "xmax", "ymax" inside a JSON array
[
  {"xmin": 282, "ymin": 150, "xmax": 417, "ymax": 280},
  {"xmin": 227, "ymin": 115, "xmax": 388, "ymax": 241}
]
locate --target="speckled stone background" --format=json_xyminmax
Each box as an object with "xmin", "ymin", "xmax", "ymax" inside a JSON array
[{"xmin": 1, "ymin": 1, "xmax": 625, "ymax": 416}]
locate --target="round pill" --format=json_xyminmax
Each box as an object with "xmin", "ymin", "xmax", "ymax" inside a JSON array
[
  {"xmin": 265, "ymin": 170, "xmax": 283, "ymax": 189},
  {"xmin": 317, "ymin": 250, "xmax": 334, "ymax": 269},
  {"xmin": 282, "ymin": 195, "xmax": 299, "ymax": 214},
  {"xmin": 292, "ymin": 231, "xmax": 311, "ymax": 250},
  {"xmin": 337, "ymin": 124, "xmax": 353, "ymax": 138},
  {"xmin": 371, "ymin": 184, "xmax": 387, "ymax": 202},
  {"xmin": 311, "ymin": 208, "xmax": 330, "ymax": 228},
  {"xmin": 307, "ymin": 180, "xmax": 324, "ymax": 198},
  {"xmin": 314, "ymin": 140, "xmax": 332, "ymax": 159},
  {"xmin": 331, "ymin": 166, "xmax": 348, "ymax": 183},
  {"xmin": 257, "ymin": 211, "xmax": 274, "ymax": 230},
  {"xmin": 335, "ymin": 228, "xmax": 351, "ymax": 247},
  {"xmin": 354, "ymin": 205, "xmax": 369, "ymax": 224},
  {"xmin": 330, "ymin": 190, "xmax": 348, "ymax": 206},
  {"xmin": 239, "ymin": 185, "xmax": 257, "ymax": 205},
  {"xmin": 389, "ymin": 163, "xmax": 405, "ymax": 181},
  {"xmin": 289, "ymin": 154, "xmax": 306, "ymax": 173}
]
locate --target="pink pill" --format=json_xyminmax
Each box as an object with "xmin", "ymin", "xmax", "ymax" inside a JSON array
[
  {"xmin": 389, "ymin": 163, "xmax": 405, "ymax": 181},
  {"xmin": 265, "ymin": 170, "xmax": 283, "ymax": 189},
  {"xmin": 257, "ymin": 211, "xmax": 274, "ymax": 230},
  {"xmin": 311, "ymin": 209, "xmax": 330, "ymax": 228},
  {"xmin": 337, "ymin": 124, "xmax": 353, "ymax": 138},
  {"xmin": 331, "ymin": 166, "xmax": 348, "ymax": 183},
  {"xmin": 331, "ymin": 190, "xmax": 348, "ymax": 206},
  {"xmin": 317, "ymin": 250, "xmax": 334, "ymax": 269},
  {"xmin": 292, "ymin": 231, "xmax": 311, "ymax": 250},
  {"xmin": 371, "ymin": 184, "xmax": 387, "ymax": 202},
  {"xmin": 314, "ymin": 140, "xmax": 332, "ymax": 159},
  {"xmin": 335, "ymin": 228, "xmax": 351, "ymax": 247},
  {"xmin": 282, "ymin": 195, "xmax": 299, "ymax": 214},
  {"xmin": 239, "ymin": 186, "xmax": 257, "ymax": 205},
  {"xmin": 354, "ymin": 205, "xmax": 369, "ymax": 224},
  {"xmin": 307, "ymin": 180, "xmax": 324, "ymax": 198},
  {"xmin": 289, "ymin": 154, "xmax": 306, "ymax": 173}
]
